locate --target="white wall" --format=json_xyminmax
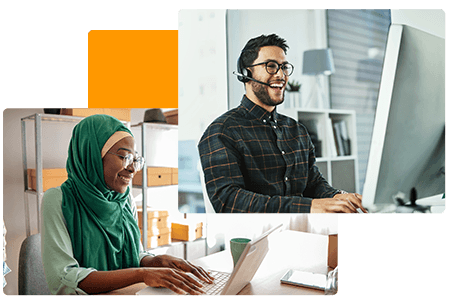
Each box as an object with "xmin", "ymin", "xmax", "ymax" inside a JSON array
[
  {"xmin": 178, "ymin": 10, "xmax": 229, "ymax": 142},
  {"xmin": 227, "ymin": 9, "xmax": 330, "ymax": 109},
  {"xmin": 391, "ymin": 9, "xmax": 444, "ymax": 38}
]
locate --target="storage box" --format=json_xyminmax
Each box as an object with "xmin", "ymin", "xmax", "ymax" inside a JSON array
[
  {"xmin": 60, "ymin": 108, "xmax": 131, "ymax": 122},
  {"xmin": 27, "ymin": 168, "xmax": 67, "ymax": 192},
  {"xmin": 137, "ymin": 209, "xmax": 169, "ymax": 229},
  {"xmin": 163, "ymin": 109, "xmax": 178, "ymax": 125},
  {"xmin": 171, "ymin": 168, "xmax": 178, "ymax": 185},
  {"xmin": 143, "ymin": 227, "xmax": 171, "ymax": 248},
  {"xmin": 171, "ymin": 222, "xmax": 203, "ymax": 241},
  {"xmin": 327, "ymin": 234, "xmax": 338, "ymax": 268},
  {"xmin": 133, "ymin": 167, "xmax": 173, "ymax": 187}
]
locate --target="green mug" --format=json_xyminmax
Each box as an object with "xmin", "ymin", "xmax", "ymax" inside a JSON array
[{"xmin": 230, "ymin": 238, "xmax": 251, "ymax": 266}]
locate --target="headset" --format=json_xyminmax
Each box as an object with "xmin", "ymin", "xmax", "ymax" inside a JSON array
[
  {"xmin": 236, "ymin": 56, "xmax": 251, "ymax": 83},
  {"xmin": 234, "ymin": 56, "xmax": 271, "ymax": 87}
]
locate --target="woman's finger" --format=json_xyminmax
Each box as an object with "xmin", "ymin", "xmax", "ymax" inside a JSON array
[
  {"xmin": 174, "ymin": 260, "xmax": 215, "ymax": 283},
  {"xmin": 185, "ymin": 262, "xmax": 215, "ymax": 283},
  {"xmin": 167, "ymin": 271, "xmax": 205, "ymax": 294}
]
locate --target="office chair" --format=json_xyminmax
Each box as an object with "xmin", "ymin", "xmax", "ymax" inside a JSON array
[{"xmin": 18, "ymin": 233, "xmax": 50, "ymax": 295}]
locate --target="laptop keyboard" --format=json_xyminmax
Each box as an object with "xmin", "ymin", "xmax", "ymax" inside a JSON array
[{"xmin": 201, "ymin": 271, "xmax": 231, "ymax": 295}]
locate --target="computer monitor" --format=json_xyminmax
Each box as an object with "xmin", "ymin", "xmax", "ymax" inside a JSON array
[{"xmin": 362, "ymin": 24, "xmax": 445, "ymax": 208}]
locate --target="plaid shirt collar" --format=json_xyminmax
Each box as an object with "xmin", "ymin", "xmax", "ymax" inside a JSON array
[{"xmin": 241, "ymin": 95, "xmax": 279, "ymax": 123}]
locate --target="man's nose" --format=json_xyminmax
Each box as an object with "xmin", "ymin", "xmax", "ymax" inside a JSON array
[{"xmin": 274, "ymin": 66, "xmax": 286, "ymax": 79}]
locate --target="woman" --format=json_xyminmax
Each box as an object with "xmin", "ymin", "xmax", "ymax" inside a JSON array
[{"xmin": 41, "ymin": 114, "xmax": 213, "ymax": 295}]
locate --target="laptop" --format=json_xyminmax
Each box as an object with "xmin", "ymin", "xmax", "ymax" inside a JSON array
[{"xmin": 137, "ymin": 224, "xmax": 282, "ymax": 295}]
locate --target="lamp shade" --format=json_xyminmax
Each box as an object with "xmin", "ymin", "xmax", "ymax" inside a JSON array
[{"xmin": 302, "ymin": 48, "xmax": 335, "ymax": 76}]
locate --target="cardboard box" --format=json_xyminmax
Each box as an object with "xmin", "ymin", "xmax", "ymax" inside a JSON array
[
  {"xmin": 163, "ymin": 109, "xmax": 178, "ymax": 125},
  {"xmin": 171, "ymin": 222, "xmax": 203, "ymax": 241},
  {"xmin": 60, "ymin": 108, "xmax": 131, "ymax": 121},
  {"xmin": 328, "ymin": 234, "xmax": 338, "ymax": 268},
  {"xmin": 143, "ymin": 227, "xmax": 171, "ymax": 248},
  {"xmin": 171, "ymin": 168, "xmax": 178, "ymax": 185},
  {"xmin": 137, "ymin": 209, "xmax": 169, "ymax": 229},
  {"xmin": 133, "ymin": 167, "xmax": 173, "ymax": 187},
  {"xmin": 27, "ymin": 168, "xmax": 67, "ymax": 192}
]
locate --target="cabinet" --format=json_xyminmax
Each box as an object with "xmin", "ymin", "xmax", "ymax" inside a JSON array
[{"xmin": 278, "ymin": 108, "xmax": 360, "ymax": 193}]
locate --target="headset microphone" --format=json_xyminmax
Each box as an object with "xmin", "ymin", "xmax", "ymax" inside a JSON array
[{"xmin": 233, "ymin": 71, "xmax": 271, "ymax": 87}]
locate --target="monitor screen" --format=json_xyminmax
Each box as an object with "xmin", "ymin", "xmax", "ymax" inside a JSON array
[{"xmin": 362, "ymin": 24, "xmax": 445, "ymax": 208}]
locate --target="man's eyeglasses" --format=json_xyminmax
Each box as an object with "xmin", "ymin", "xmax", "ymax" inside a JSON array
[
  {"xmin": 107, "ymin": 151, "xmax": 145, "ymax": 171},
  {"xmin": 247, "ymin": 60, "xmax": 294, "ymax": 76}
]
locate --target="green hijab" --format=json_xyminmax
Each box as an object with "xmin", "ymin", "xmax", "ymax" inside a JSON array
[{"xmin": 61, "ymin": 114, "xmax": 141, "ymax": 271}]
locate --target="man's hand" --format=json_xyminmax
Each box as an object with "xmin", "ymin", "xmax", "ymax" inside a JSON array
[
  {"xmin": 141, "ymin": 254, "xmax": 214, "ymax": 284},
  {"xmin": 311, "ymin": 193, "xmax": 367, "ymax": 213}
]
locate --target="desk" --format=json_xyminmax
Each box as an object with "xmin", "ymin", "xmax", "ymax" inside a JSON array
[{"xmin": 104, "ymin": 230, "xmax": 330, "ymax": 295}]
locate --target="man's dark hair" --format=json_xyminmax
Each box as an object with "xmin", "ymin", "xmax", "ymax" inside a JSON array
[{"xmin": 240, "ymin": 34, "xmax": 289, "ymax": 68}]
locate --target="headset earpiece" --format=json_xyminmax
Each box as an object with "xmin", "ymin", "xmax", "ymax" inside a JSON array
[{"xmin": 237, "ymin": 57, "xmax": 250, "ymax": 83}]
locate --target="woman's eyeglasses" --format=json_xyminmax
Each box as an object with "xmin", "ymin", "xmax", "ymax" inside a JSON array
[{"xmin": 107, "ymin": 152, "xmax": 145, "ymax": 171}]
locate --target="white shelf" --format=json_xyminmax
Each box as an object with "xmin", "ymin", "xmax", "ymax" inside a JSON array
[{"xmin": 278, "ymin": 108, "xmax": 360, "ymax": 193}]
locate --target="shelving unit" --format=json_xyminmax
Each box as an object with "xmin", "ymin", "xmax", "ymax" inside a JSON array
[
  {"xmin": 20, "ymin": 113, "xmax": 130, "ymax": 237},
  {"xmin": 130, "ymin": 121, "xmax": 207, "ymax": 258},
  {"xmin": 278, "ymin": 108, "xmax": 360, "ymax": 193},
  {"xmin": 130, "ymin": 122, "xmax": 178, "ymax": 250}
]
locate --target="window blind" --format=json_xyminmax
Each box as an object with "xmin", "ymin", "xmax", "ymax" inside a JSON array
[{"xmin": 327, "ymin": 9, "xmax": 391, "ymax": 193}]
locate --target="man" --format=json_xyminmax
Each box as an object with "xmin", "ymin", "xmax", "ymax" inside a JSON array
[{"xmin": 198, "ymin": 34, "xmax": 366, "ymax": 213}]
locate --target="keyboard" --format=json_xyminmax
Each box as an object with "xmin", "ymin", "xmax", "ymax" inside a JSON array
[{"xmin": 201, "ymin": 271, "xmax": 231, "ymax": 295}]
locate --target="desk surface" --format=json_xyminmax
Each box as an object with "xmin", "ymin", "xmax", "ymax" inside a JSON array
[{"xmin": 105, "ymin": 230, "xmax": 330, "ymax": 295}]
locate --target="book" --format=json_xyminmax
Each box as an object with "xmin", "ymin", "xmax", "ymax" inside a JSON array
[
  {"xmin": 338, "ymin": 121, "xmax": 351, "ymax": 155},
  {"xmin": 333, "ymin": 122, "xmax": 345, "ymax": 156},
  {"xmin": 326, "ymin": 118, "xmax": 338, "ymax": 157}
]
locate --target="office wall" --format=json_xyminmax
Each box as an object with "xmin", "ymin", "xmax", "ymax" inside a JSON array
[
  {"xmin": 3, "ymin": 109, "xmax": 44, "ymax": 295},
  {"xmin": 226, "ymin": 9, "xmax": 329, "ymax": 109},
  {"xmin": 391, "ymin": 9, "xmax": 444, "ymax": 38},
  {"xmin": 1, "ymin": 108, "xmax": 160, "ymax": 295}
]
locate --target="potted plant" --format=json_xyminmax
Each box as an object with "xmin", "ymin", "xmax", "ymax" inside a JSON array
[
  {"xmin": 285, "ymin": 80, "xmax": 302, "ymax": 107},
  {"xmin": 286, "ymin": 80, "xmax": 301, "ymax": 92}
]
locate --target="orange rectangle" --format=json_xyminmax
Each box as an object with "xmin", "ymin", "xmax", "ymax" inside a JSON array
[{"xmin": 88, "ymin": 30, "xmax": 178, "ymax": 108}]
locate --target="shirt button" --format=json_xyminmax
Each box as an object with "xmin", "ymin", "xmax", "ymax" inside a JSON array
[
  {"xmin": 281, "ymin": 150, "xmax": 286, "ymax": 155},
  {"xmin": 263, "ymin": 119, "xmax": 267, "ymax": 123},
  {"xmin": 285, "ymin": 177, "xmax": 288, "ymax": 182},
  {"xmin": 273, "ymin": 125, "xmax": 277, "ymax": 129}
]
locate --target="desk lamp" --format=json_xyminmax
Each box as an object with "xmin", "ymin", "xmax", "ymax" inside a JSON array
[{"xmin": 302, "ymin": 48, "xmax": 335, "ymax": 108}]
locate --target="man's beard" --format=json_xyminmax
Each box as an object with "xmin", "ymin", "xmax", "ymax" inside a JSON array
[{"xmin": 251, "ymin": 81, "xmax": 285, "ymax": 107}]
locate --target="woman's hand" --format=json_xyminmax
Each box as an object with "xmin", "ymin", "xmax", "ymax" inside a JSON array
[
  {"xmin": 141, "ymin": 254, "xmax": 214, "ymax": 284},
  {"xmin": 140, "ymin": 267, "xmax": 205, "ymax": 295}
]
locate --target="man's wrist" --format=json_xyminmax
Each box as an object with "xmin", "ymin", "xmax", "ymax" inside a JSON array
[{"xmin": 333, "ymin": 190, "xmax": 348, "ymax": 198}]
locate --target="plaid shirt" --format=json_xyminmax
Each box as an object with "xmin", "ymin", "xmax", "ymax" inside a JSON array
[{"xmin": 198, "ymin": 96, "xmax": 339, "ymax": 213}]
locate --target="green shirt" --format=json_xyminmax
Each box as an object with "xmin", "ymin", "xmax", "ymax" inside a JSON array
[{"xmin": 41, "ymin": 187, "xmax": 153, "ymax": 295}]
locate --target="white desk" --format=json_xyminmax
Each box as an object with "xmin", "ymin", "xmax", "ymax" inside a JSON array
[{"xmin": 104, "ymin": 230, "xmax": 331, "ymax": 295}]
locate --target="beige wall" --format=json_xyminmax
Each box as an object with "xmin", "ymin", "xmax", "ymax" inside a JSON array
[
  {"xmin": 3, "ymin": 109, "xmax": 43, "ymax": 295},
  {"xmin": 1, "ymin": 108, "xmax": 168, "ymax": 295}
]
